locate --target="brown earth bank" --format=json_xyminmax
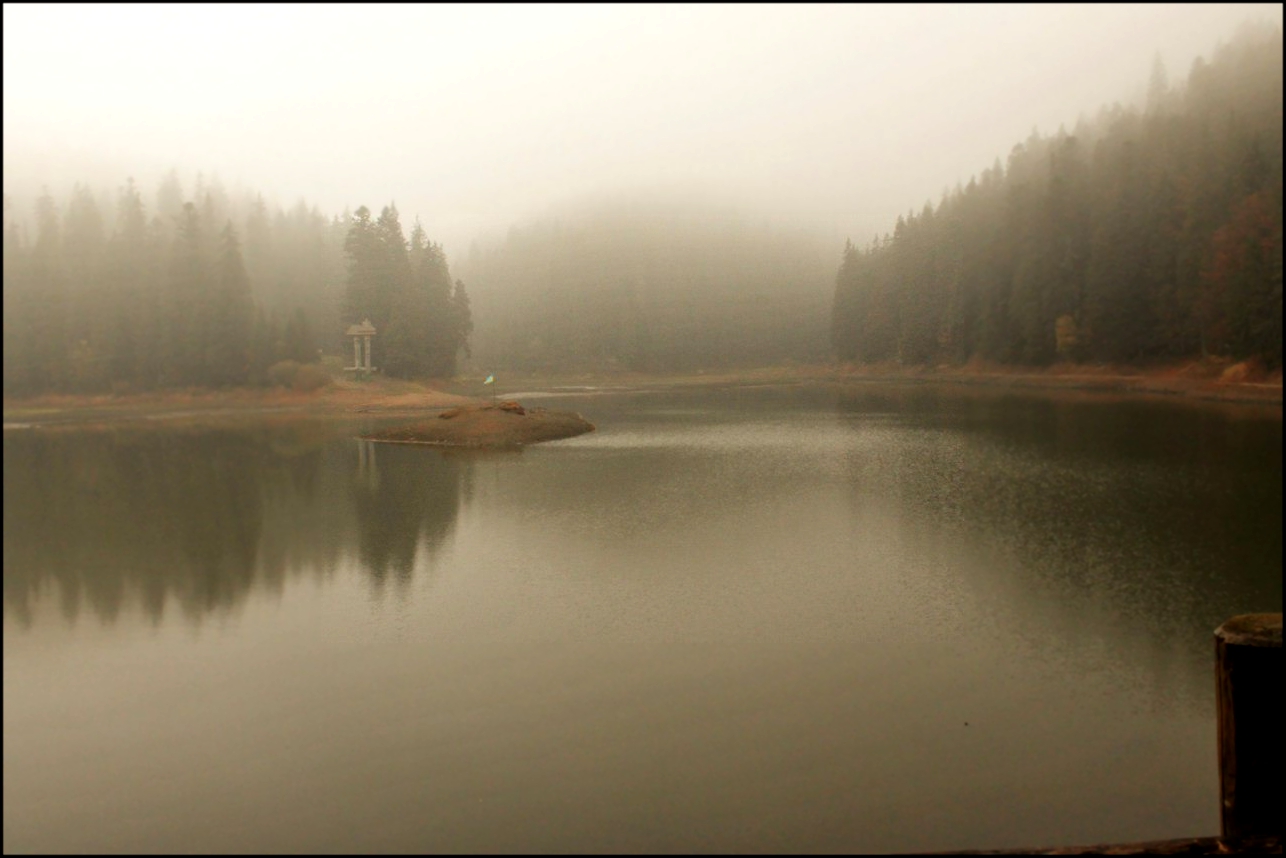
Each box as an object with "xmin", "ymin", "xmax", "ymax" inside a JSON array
[
  {"xmin": 465, "ymin": 357, "xmax": 1282, "ymax": 407},
  {"xmin": 831, "ymin": 356, "xmax": 1282, "ymax": 406},
  {"xmin": 3, "ymin": 357, "xmax": 1280, "ymax": 428},
  {"xmin": 2, "ymin": 375, "xmax": 479, "ymax": 428},
  {"xmin": 360, "ymin": 401, "xmax": 595, "ymax": 448}
]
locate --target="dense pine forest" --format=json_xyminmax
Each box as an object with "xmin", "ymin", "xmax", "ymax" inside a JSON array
[
  {"xmin": 1, "ymin": 177, "xmax": 472, "ymax": 395},
  {"xmin": 832, "ymin": 24, "xmax": 1283, "ymax": 370},
  {"xmin": 341, "ymin": 205, "xmax": 473, "ymax": 379}
]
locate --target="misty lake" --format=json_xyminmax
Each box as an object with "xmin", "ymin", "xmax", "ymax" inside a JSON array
[{"xmin": 3, "ymin": 383, "xmax": 1281, "ymax": 854}]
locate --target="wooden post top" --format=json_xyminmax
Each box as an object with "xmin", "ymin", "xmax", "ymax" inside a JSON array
[{"xmin": 1215, "ymin": 613, "xmax": 1282, "ymax": 648}]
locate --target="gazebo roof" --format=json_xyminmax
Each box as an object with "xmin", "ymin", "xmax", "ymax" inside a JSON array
[{"xmin": 345, "ymin": 318, "xmax": 377, "ymax": 336}]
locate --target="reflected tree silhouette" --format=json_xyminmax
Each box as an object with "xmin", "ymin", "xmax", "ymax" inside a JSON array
[
  {"xmin": 350, "ymin": 440, "xmax": 471, "ymax": 594},
  {"xmin": 2, "ymin": 422, "xmax": 473, "ymax": 626}
]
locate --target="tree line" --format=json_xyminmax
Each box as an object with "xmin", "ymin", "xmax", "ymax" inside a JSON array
[
  {"xmin": 2, "ymin": 176, "xmax": 472, "ymax": 395},
  {"xmin": 832, "ymin": 23, "xmax": 1282, "ymax": 369},
  {"xmin": 342, "ymin": 204, "xmax": 472, "ymax": 378}
]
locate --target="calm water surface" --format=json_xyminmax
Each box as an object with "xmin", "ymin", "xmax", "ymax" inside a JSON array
[{"xmin": 3, "ymin": 384, "xmax": 1281, "ymax": 853}]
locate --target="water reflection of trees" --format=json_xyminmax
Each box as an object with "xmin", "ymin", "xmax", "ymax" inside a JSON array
[
  {"xmin": 2, "ymin": 424, "xmax": 471, "ymax": 627},
  {"xmin": 350, "ymin": 440, "xmax": 473, "ymax": 591}
]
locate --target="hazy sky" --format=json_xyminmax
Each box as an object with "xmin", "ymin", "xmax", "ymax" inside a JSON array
[{"xmin": 4, "ymin": 3, "xmax": 1282, "ymax": 254}]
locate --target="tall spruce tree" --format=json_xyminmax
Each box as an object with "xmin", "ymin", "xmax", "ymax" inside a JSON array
[
  {"xmin": 206, "ymin": 222, "xmax": 254, "ymax": 386},
  {"xmin": 28, "ymin": 190, "xmax": 67, "ymax": 392},
  {"xmin": 63, "ymin": 184, "xmax": 109, "ymax": 390}
]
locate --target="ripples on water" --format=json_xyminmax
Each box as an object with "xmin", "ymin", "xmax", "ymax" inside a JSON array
[{"xmin": 2, "ymin": 384, "xmax": 1281, "ymax": 852}]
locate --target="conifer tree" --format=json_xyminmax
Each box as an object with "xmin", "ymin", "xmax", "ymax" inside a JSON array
[
  {"xmin": 28, "ymin": 189, "xmax": 67, "ymax": 391},
  {"xmin": 206, "ymin": 222, "xmax": 254, "ymax": 386},
  {"xmin": 63, "ymin": 184, "xmax": 109, "ymax": 390},
  {"xmin": 451, "ymin": 279, "xmax": 474, "ymax": 363},
  {"xmin": 162, "ymin": 202, "xmax": 208, "ymax": 385}
]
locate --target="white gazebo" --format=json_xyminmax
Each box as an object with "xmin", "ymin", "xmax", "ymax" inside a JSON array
[{"xmin": 345, "ymin": 318, "xmax": 377, "ymax": 373}]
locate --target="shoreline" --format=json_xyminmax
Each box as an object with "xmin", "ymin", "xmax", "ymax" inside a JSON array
[
  {"xmin": 2, "ymin": 378, "xmax": 481, "ymax": 429},
  {"xmin": 829, "ymin": 363, "xmax": 1283, "ymax": 406},
  {"xmin": 452, "ymin": 360, "xmax": 1282, "ymax": 408},
  {"xmin": 4, "ymin": 361, "xmax": 1280, "ymax": 428}
]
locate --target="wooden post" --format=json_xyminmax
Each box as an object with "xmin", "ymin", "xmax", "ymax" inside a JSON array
[{"xmin": 1214, "ymin": 613, "xmax": 1281, "ymax": 841}]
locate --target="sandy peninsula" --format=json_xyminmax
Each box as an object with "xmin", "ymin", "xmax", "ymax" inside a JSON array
[{"xmin": 360, "ymin": 400, "xmax": 595, "ymax": 448}]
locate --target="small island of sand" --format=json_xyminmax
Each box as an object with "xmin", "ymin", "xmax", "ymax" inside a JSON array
[{"xmin": 360, "ymin": 401, "xmax": 595, "ymax": 448}]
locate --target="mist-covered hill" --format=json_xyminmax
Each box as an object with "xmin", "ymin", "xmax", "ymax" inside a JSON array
[{"xmin": 457, "ymin": 197, "xmax": 838, "ymax": 373}]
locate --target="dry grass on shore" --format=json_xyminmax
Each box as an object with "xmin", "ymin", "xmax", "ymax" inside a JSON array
[{"xmin": 3, "ymin": 357, "xmax": 1280, "ymax": 427}]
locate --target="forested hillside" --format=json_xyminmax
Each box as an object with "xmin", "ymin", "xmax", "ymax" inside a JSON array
[
  {"xmin": 458, "ymin": 199, "xmax": 836, "ymax": 373},
  {"xmin": 2, "ymin": 176, "xmax": 471, "ymax": 395},
  {"xmin": 832, "ymin": 24, "xmax": 1283, "ymax": 369}
]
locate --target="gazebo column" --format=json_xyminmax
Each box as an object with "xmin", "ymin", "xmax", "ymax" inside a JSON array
[{"xmin": 344, "ymin": 319, "xmax": 377, "ymax": 373}]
